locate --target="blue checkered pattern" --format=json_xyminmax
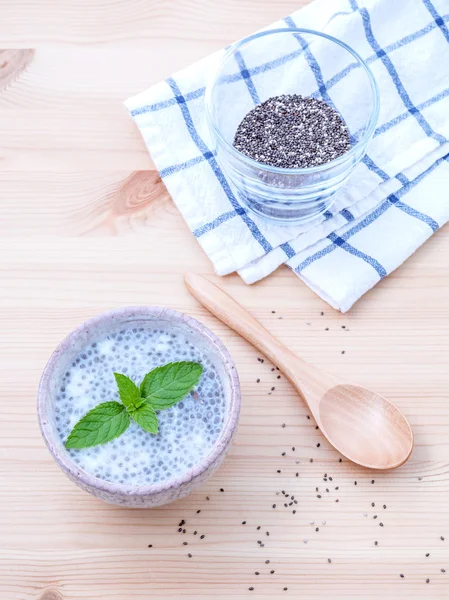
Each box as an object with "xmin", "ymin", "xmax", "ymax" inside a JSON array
[{"xmin": 125, "ymin": 0, "xmax": 449, "ymax": 312}]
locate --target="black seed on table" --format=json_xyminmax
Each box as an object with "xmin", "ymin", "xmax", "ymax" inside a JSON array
[
  {"xmin": 277, "ymin": 470, "xmax": 281, "ymax": 474},
  {"xmin": 272, "ymin": 311, "xmax": 276, "ymax": 314},
  {"xmin": 282, "ymin": 452, "xmax": 286, "ymax": 456},
  {"xmin": 379, "ymin": 523, "xmax": 384, "ymax": 527},
  {"xmin": 426, "ymin": 579, "xmax": 430, "ymax": 584},
  {"xmin": 257, "ymin": 526, "xmax": 261, "ymax": 530},
  {"xmin": 283, "ymin": 587, "xmax": 288, "ymax": 591},
  {"xmin": 255, "ymin": 572, "xmax": 259, "ymax": 575},
  {"xmin": 183, "ymin": 542, "xmax": 188, "ymax": 546},
  {"xmin": 315, "ymin": 426, "xmax": 319, "ymax": 430},
  {"xmin": 325, "ymin": 328, "xmax": 329, "ymax": 331},
  {"xmin": 371, "ymin": 480, "xmax": 375, "ymax": 484},
  {"xmin": 257, "ymin": 540, "xmax": 262, "ymax": 544},
  {"xmin": 321, "ymin": 312, "xmax": 324, "ymax": 316},
  {"xmin": 441, "ymin": 536, "xmax": 445, "ymax": 541},
  {"xmin": 441, "ymin": 569, "xmax": 446, "ymax": 573},
  {"xmin": 372, "ymin": 503, "xmax": 375, "ymax": 507},
  {"xmin": 206, "ymin": 496, "xmax": 210, "ymax": 501},
  {"xmin": 383, "ymin": 505, "xmax": 387, "ymax": 509},
  {"xmin": 271, "ymin": 387, "xmax": 275, "ymax": 391},
  {"xmin": 273, "ymin": 504, "xmax": 276, "ymax": 508},
  {"xmin": 271, "ymin": 570, "xmax": 275, "ymax": 574},
  {"xmin": 373, "ymin": 515, "xmax": 377, "ymax": 519},
  {"xmin": 249, "ymin": 587, "xmax": 254, "ymax": 591},
  {"xmin": 354, "ymin": 481, "xmax": 357, "ymax": 485},
  {"xmin": 188, "ymin": 553, "xmax": 192, "ymax": 558},
  {"xmin": 317, "ymin": 495, "xmax": 322, "ymax": 499},
  {"xmin": 326, "ymin": 489, "xmax": 329, "ymax": 493},
  {"xmin": 307, "ymin": 416, "xmax": 311, "ymax": 420},
  {"xmin": 310, "ymin": 459, "xmax": 313, "ymax": 463},
  {"xmin": 316, "ymin": 443, "xmax": 321, "ymax": 448},
  {"xmin": 335, "ymin": 499, "xmax": 339, "ymax": 502},
  {"xmin": 296, "ymin": 473, "xmax": 299, "ymax": 477},
  {"xmin": 316, "ymin": 487, "xmax": 319, "ymax": 492},
  {"xmin": 200, "ymin": 535, "xmax": 205, "ymax": 539},
  {"xmin": 266, "ymin": 560, "xmax": 270, "ymax": 564},
  {"xmin": 148, "ymin": 544, "xmax": 153, "ymax": 548},
  {"xmin": 400, "ymin": 574, "xmax": 404, "ymax": 578},
  {"xmin": 328, "ymin": 558, "xmax": 332, "ymax": 563},
  {"xmin": 426, "ymin": 553, "xmax": 430, "ymax": 557},
  {"xmin": 335, "ymin": 487, "xmax": 339, "ymax": 490},
  {"xmin": 339, "ymin": 458, "xmax": 342, "ymax": 462},
  {"xmin": 271, "ymin": 368, "xmax": 275, "ymax": 372},
  {"xmin": 281, "ymin": 423, "xmax": 285, "ymax": 428},
  {"xmin": 194, "ymin": 531, "xmax": 197, "ymax": 535},
  {"xmin": 197, "ymin": 510, "xmax": 201, "ymax": 514},
  {"xmin": 284, "ymin": 503, "xmax": 288, "ymax": 507},
  {"xmin": 277, "ymin": 375, "xmax": 281, "ymax": 379},
  {"xmin": 292, "ymin": 447, "xmax": 295, "ymax": 451},
  {"xmin": 242, "ymin": 521, "xmax": 246, "ymax": 525},
  {"xmin": 178, "ymin": 528, "xmax": 182, "ymax": 532},
  {"xmin": 375, "ymin": 541, "xmax": 378, "ymax": 546},
  {"xmin": 329, "ymin": 477, "xmax": 333, "ymax": 481},
  {"xmin": 316, "ymin": 528, "xmax": 319, "ymax": 532},
  {"xmin": 220, "ymin": 488, "xmax": 224, "ymax": 492},
  {"xmin": 183, "ymin": 529, "xmax": 186, "ymax": 534}
]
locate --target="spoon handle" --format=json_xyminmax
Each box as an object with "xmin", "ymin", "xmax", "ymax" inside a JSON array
[{"xmin": 184, "ymin": 273, "xmax": 325, "ymax": 412}]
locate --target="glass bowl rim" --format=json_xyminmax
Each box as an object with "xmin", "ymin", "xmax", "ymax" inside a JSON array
[{"xmin": 205, "ymin": 27, "xmax": 380, "ymax": 175}]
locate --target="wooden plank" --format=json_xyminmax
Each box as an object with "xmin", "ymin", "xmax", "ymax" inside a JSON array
[{"xmin": 0, "ymin": 0, "xmax": 448, "ymax": 598}]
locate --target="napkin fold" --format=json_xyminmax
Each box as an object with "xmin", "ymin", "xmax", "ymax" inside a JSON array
[{"xmin": 125, "ymin": 0, "xmax": 449, "ymax": 312}]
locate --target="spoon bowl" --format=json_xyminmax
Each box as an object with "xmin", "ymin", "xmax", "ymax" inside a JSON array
[
  {"xmin": 319, "ymin": 384, "xmax": 413, "ymax": 469},
  {"xmin": 185, "ymin": 272, "xmax": 413, "ymax": 470}
]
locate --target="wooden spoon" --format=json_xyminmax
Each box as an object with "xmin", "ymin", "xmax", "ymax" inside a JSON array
[{"xmin": 185, "ymin": 272, "xmax": 413, "ymax": 470}]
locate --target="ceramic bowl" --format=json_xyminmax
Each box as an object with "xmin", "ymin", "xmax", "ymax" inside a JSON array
[{"xmin": 37, "ymin": 306, "xmax": 241, "ymax": 508}]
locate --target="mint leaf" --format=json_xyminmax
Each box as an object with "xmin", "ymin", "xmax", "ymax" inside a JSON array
[
  {"xmin": 65, "ymin": 401, "xmax": 130, "ymax": 449},
  {"xmin": 113, "ymin": 373, "xmax": 141, "ymax": 411},
  {"xmin": 130, "ymin": 403, "xmax": 159, "ymax": 434},
  {"xmin": 140, "ymin": 361, "xmax": 203, "ymax": 410}
]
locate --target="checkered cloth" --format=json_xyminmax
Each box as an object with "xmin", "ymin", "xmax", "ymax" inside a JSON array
[{"xmin": 125, "ymin": 0, "xmax": 449, "ymax": 312}]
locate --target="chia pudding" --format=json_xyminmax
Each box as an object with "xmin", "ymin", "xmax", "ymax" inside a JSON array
[
  {"xmin": 38, "ymin": 307, "xmax": 240, "ymax": 506},
  {"xmin": 55, "ymin": 324, "xmax": 227, "ymax": 486}
]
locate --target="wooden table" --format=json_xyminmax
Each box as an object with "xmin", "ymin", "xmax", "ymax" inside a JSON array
[{"xmin": 1, "ymin": 2, "xmax": 448, "ymax": 598}]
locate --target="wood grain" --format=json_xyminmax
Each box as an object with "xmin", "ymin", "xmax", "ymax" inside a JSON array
[{"xmin": 0, "ymin": 0, "xmax": 449, "ymax": 598}]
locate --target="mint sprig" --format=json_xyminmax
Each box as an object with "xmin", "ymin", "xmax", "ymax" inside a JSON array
[{"xmin": 65, "ymin": 361, "xmax": 203, "ymax": 449}]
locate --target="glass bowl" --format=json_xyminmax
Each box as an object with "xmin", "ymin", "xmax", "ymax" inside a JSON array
[{"xmin": 205, "ymin": 28, "xmax": 379, "ymax": 224}]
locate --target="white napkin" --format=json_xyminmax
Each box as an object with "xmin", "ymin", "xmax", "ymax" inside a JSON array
[{"xmin": 125, "ymin": 0, "xmax": 449, "ymax": 312}]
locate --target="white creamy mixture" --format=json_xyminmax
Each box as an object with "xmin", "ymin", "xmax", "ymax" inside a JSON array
[{"xmin": 54, "ymin": 324, "xmax": 226, "ymax": 486}]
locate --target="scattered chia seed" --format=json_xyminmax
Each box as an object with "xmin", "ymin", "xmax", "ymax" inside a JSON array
[
  {"xmin": 328, "ymin": 558, "xmax": 332, "ymax": 563},
  {"xmin": 271, "ymin": 570, "xmax": 275, "ymax": 574},
  {"xmin": 442, "ymin": 569, "xmax": 446, "ymax": 573},
  {"xmin": 426, "ymin": 553, "xmax": 430, "ymax": 557},
  {"xmin": 426, "ymin": 579, "xmax": 430, "ymax": 583},
  {"xmin": 383, "ymin": 505, "xmax": 387, "ymax": 509},
  {"xmin": 339, "ymin": 458, "xmax": 342, "ymax": 463},
  {"xmin": 265, "ymin": 560, "xmax": 270, "ymax": 564},
  {"xmin": 255, "ymin": 572, "xmax": 259, "ymax": 575},
  {"xmin": 220, "ymin": 488, "xmax": 224, "ymax": 492},
  {"xmin": 188, "ymin": 553, "xmax": 192, "ymax": 558},
  {"xmin": 371, "ymin": 480, "xmax": 375, "ymax": 484},
  {"xmin": 242, "ymin": 521, "xmax": 246, "ymax": 525},
  {"xmin": 200, "ymin": 535, "xmax": 205, "ymax": 539},
  {"xmin": 282, "ymin": 452, "xmax": 286, "ymax": 456},
  {"xmin": 283, "ymin": 588, "xmax": 288, "ymax": 591},
  {"xmin": 194, "ymin": 531, "xmax": 197, "ymax": 535},
  {"xmin": 183, "ymin": 542, "xmax": 188, "ymax": 546},
  {"xmin": 400, "ymin": 574, "xmax": 404, "ymax": 578},
  {"xmin": 374, "ymin": 541, "xmax": 378, "ymax": 546},
  {"xmin": 316, "ymin": 443, "xmax": 321, "ymax": 448},
  {"xmin": 148, "ymin": 544, "xmax": 153, "ymax": 548},
  {"xmin": 249, "ymin": 587, "xmax": 254, "ymax": 591},
  {"xmin": 441, "ymin": 536, "xmax": 445, "ymax": 541},
  {"xmin": 257, "ymin": 378, "xmax": 260, "ymax": 383},
  {"xmin": 197, "ymin": 510, "xmax": 201, "ymax": 514},
  {"xmin": 273, "ymin": 504, "xmax": 277, "ymax": 508},
  {"xmin": 281, "ymin": 423, "xmax": 286, "ymax": 428},
  {"xmin": 257, "ymin": 526, "xmax": 261, "ymax": 530},
  {"xmin": 310, "ymin": 459, "xmax": 313, "ymax": 463}
]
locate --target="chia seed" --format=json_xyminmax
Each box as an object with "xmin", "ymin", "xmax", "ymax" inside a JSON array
[{"xmin": 233, "ymin": 94, "xmax": 351, "ymax": 169}]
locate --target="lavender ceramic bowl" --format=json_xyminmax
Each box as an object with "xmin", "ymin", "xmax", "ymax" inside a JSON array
[{"xmin": 37, "ymin": 306, "xmax": 241, "ymax": 508}]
